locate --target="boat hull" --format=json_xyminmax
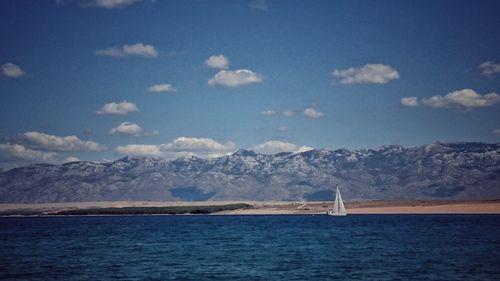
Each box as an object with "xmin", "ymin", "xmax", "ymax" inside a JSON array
[{"xmin": 327, "ymin": 211, "xmax": 347, "ymax": 216}]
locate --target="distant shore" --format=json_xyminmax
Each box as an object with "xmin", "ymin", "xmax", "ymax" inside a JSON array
[
  {"xmin": 220, "ymin": 200, "xmax": 500, "ymax": 215},
  {"xmin": 1, "ymin": 200, "xmax": 500, "ymax": 216}
]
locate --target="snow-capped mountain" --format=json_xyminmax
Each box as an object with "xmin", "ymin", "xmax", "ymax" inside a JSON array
[{"xmin": 0, "ymin": 142, "xmax": 499, "ymax": 203}]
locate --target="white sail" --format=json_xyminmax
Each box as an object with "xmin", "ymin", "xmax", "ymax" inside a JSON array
[
  {"xmin": 333, "ymin": 188, "xmax": 340, "ymax": 213},
  {"xmin": 337, "ymin": 189, "xmax": 346, "ymax": 215},
  {"xmin": 328, "ymin": 187, "xmax": 347, "ymax": 216}
]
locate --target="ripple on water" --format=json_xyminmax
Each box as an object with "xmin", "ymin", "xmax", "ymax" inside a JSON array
[{"xmin": 0, "ymin": 215, "xmax": 500, "ymax": 280}]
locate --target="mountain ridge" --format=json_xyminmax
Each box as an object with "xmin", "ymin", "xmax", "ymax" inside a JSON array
[{"xmin": 1, "ymin": 142, "xmax": 499, "ymax": 203}]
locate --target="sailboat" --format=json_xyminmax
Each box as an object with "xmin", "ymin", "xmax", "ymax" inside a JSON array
[{"xmin": 327, "ymin": 187, "xmax": 347, "ymax": 216}]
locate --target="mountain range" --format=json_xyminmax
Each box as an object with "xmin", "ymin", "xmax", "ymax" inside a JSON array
[{"xmin": 0, "ymin": 142, "xmax": 499, "ymax": 203}]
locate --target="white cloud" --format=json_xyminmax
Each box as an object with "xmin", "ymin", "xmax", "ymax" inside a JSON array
[
  {"xmin": 332, "ymin": 63, "xmax": 399, "ymax": 85},
  {"xmin": 295, "ymin": 145, "xmax": 314, "ymax": 153},
  {"xmin": 208, "ymin": 69, "xmax": 263, "ymax": 88},
  {"xmin": 0, "ymin": 143, "xmax": 57, "ymax": 162},
  {"xmin": 479, "ymin": 61, "xmax": 500, "ymax": 77},
  {"xmin": 303, "ymin": 108, "xmax": 324, "ymax": 118},
  {"xmin": 252, "ymin": 140, "xmax": 311, "ymax": 154},
  {"xmin": 114, "ymin": 137, "xmax": 235, "ymax": 158},
  {"xmin": 108, "ymin": 122, "xmax": 144, "ymax": 136},
  {"xmin": 250, "ymin": 0, "xmax": 268, "ymax": 11},
  {"xmin": 261, "ymin": 109, "xmax": 276, "ymax": 116},
  {"xmin": 160, "ymin": 137, "xmax": 235, "ymax": 152},
  {"xmin": 96, "ymin": 43, "xmax": 158, "ymax": 58},
  {"xmin": 401, "ymin": 89, "xmax": 500, "ymax": 109},
  {"xmin": 115, "ymin": 144, "xmax": 162, "ymax": 157},
  {"xmin": 282, "ymin": 110, "xmax": 296, "ymax": 117},
  {"xmin": 205, "ymin": 54, "xmax": 229, "ymax": 69},
  {"xmin": 1, "ymin": 63, "xmax": 25, "ymax": 78},
  {"xmin": 253, "ymin": 140, "xmax": 297, "ymax": 154},
  {"xmin": 64, "ymin": 156, "xmax": 81, "ymax": 163},
  {"xmin": 148, "ymin": 83, "xmax": 176, "ymax": 93},
  {"xmin": 90, "ymin": 0, "xmax": 141, "ymax": 8},
  {"xmin": 97, "ymin": 101, "xmax": 138, "ymax": 115},
  {"xmin": 400, "ymin": 97, "xmax": 418, "ymax": 107},
  {"xmin": 22, "ymin": 132, "xmax": 107, "ymax": 152}
]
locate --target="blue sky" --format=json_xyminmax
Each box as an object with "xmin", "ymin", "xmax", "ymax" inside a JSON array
[{"xmin": 0, "ymin": 0, "xmax": 499, "ymax": 167}]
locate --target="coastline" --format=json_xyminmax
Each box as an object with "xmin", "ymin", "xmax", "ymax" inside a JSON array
[
  {"xmin": 219, "ymin": 200, "xmax": 500, "ymax": 215},
  {"xmin": 1, "ymin": 200, "xmax": 500, "ymax": 216}
]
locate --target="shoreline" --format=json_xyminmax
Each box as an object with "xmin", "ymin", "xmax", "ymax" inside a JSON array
[{"xmin": 1, "ymin": 200, "xmax": 500, "ymax": 216}]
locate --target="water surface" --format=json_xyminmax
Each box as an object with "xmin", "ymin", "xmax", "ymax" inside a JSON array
[{"xmin": 1, "ymin": 215, "xmax": 499, "ymax": 280}]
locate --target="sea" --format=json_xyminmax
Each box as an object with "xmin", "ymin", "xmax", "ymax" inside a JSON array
[{"xmin": 1, "ymin": 215, "xmax": 500, "ymax": 280}]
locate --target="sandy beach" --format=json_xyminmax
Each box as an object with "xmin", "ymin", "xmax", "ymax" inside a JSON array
[
  {"xmin": 1, "ymin": 200, "xmax": 500, "ymax": 215},
  {"xmin": 219, "ymin": 200, "xmax": 500, "ymax": 215}
]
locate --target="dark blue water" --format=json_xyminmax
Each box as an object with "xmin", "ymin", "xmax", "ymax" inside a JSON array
[{"xmin": 1, "ymin": 215, "xmax": 500, "ymax": 280}]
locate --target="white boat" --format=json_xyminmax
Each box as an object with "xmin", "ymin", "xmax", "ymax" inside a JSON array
[{"xmin": 327, "ymin": 187, "xmax": 347, "ymax": 216}]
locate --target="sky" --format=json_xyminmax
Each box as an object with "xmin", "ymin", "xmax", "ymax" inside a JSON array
[{"xmin": 0, "ymin": 0, "xmax": 499, "ymax": 167}]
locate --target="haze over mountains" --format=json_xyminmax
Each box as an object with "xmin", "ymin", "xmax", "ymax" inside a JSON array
[{"xmin": 0, "ymin": 142, "xmax": 499, "ymax": 203}]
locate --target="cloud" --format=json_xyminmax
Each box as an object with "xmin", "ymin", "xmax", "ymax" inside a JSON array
[
  {"xmin": 21, "ymin": 131, "xmax": 107, "ymax": 151},
  {"xmin": 479, "ymin": 61, "xmax": 500, "ymax": 78},
  {"xmin": 115, "ymin": 144, "xmax": 162, "ymax": 157},
  {"xmin": 401, "ymin": 89, "xmax": 500, "ymax": 109},
  {"xmin": 97, "ymin": 101, "xmax": 138, "ymax": 115},
  {"xmin": 252, "ymin": 140, "xmax": 311, "ymax": 154},
  {"xmin": 261, "ymin": 109, "xmax": 276, "ymax": 116},
  {"xmin": 249, "ymin": 0, "xmax": 268, "ymax": 11},
  {"xmin": 0, "ymin": 143, "xmax": 60, "ymax": 168},
  {"xmin": 89, "ymin": 0, "xmax": 141, "ymax": 8},
  {"xmin": 205, "ymin": 54, "xmax": 229, "ymax": 69},
  {"xmin": 64, "ymin": 156, "xmax": 81, "ymax": 163},
  {"xmin": 96, "ymin": 43, "xmax": 158, "ymax": 58},
  {"xmin": 492, "ymin": 129, "xmax": 500, "ymax": 135},
  {"xmin": 303, "ymin": 108, "xmax": 324, "ymax": 118},
  {"xmin": 160, "ymin": 137, "xmax": 235, "ymax": 152},
  {"xmin": 332, "ymin": 63, "xmax": 399, "ymax": 85},
  {"xmin": 115, "ymin": 137, "xmax": 235, "ymax": 158},
  {"xmin": 0, "ymin": 143, "xmax": 57, "ymax": 162},
  {"xmin": 108, "ymin": 122, "xmax": 144, "ymax": 136},
  {"xmin": 208, "ymin": 69, "xmax": 263, "ymax": 88},
  {"xmin": 282, "ymin": 110, "xmax": 296, "ymax": 117},
  {"xmin": 400, "ymin": 97, "xmax": 418, "ymax": 107},
  {"xmin": 148, "ymin": 83, "xmax": 176, "ymax": 93},
  {"xmin": 1, "ymin": 63, "xmax": 25, "ymax": 78},
  {"xmin": 295, "ymin": 145, "xmax": 314, "ymax": 153}
]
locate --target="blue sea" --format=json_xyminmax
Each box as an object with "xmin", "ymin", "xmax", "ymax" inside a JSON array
[{"xmin": 1, "ymin": 215, "xmax": 500, "ymax": 280}]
